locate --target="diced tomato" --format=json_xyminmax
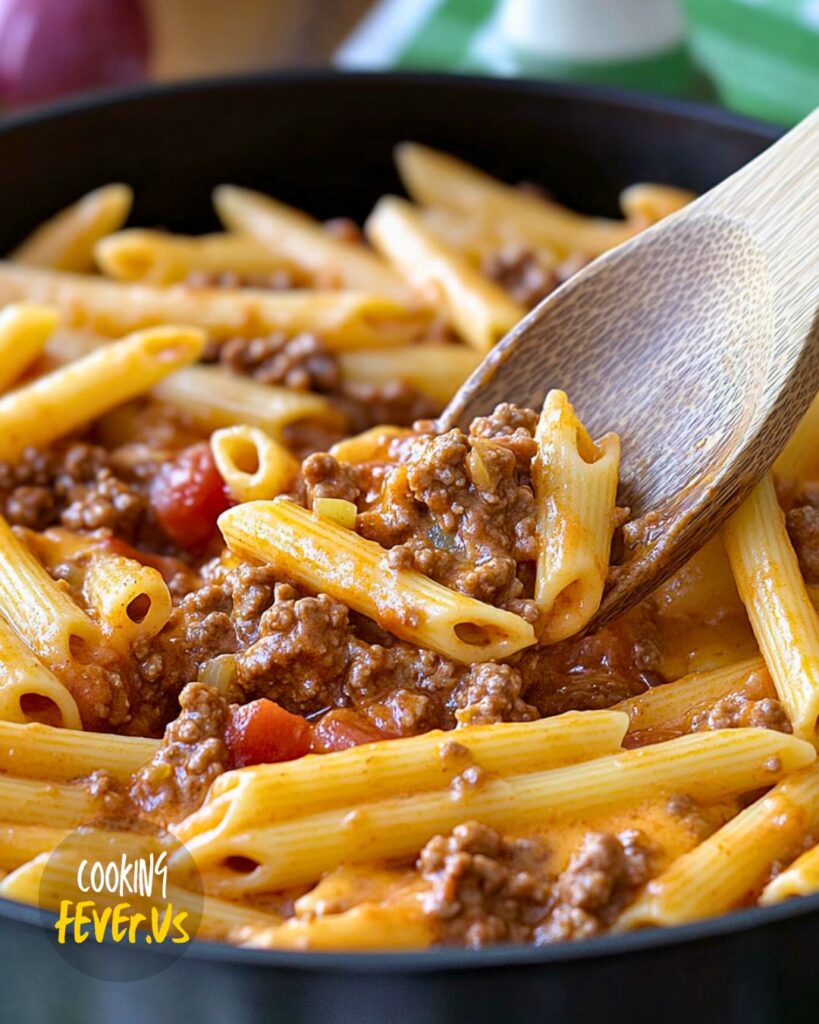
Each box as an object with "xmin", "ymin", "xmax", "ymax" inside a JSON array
[
  {"xmin": 149, "ymin": 443, "xmax": 231, "ymax": 551},
  {"xmin": 309, "ymin": 708, "xmax": 387, "ymax": 753},
  {"xmin": 226, "ymin": 699, "xmax": 312, "ymax": 768}
]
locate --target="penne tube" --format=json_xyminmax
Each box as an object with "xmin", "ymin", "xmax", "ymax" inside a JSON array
[
  {"xmin": 0, "ymin": 304, "xmax": 58, "ymax": 392},
  {"xmin": 0, "ymin": 514, "xmax": 100, "ymax": 670},
  {"xmin": 533, "ymin": 390, "xmax": 620, "ymax": 643},
  {"xmin": 240, "ymin": 900, "xmax": 432, "ymax": 951},
  {"xmin": 0, "ymin": 838, "xmax": 281, "ymax": 943},
  {"xmin": 618, "ymin": 765, "xmax": 819, "ymax": 929},
  {"xmin": 0, "ymin": 719, "xmax": 156, "ymax": 781},
  {"xmin": 329, "ymin": 425, "xmax": 414, "ymax": 464},
  {"xmin": 10, "ymin": 184, "xmax": 133, "ymax": 272},
  {"xmin": 774, "ymin": 391, "xmax": 819, "ymax": 485},
  {"xmin": 95, "ymin": 229, "xmax": 295, "ymax": 285},
  {"xmin": 616, "ymin": 657, "xmax": 772, "ymax": 746},
  {"xmin": 0, "ymin": 775, "xmax": 99, "ymax": 828},
  {"xmin": 0, "ymin": 613, "xmax": 82, "ymax": 730},
  {"xmin": 214, "ymin": 185, "xmax": 411, "ymax": 302},
  {"xmin": 0, "ymin": 823, "xmax": 71, "ymax": 872},
  {"xmin": 722, "ymin": 474, "xmax": 819, "ymax": 741},
  {"xmin": 154, "ymin": 365, "xmax": 343, "ymax": 438},
  {"xmin": 176, "ymin": 729, "xmax": 814, "ymax": 894},
  {"xmin": 43, "ymin": 330, "xmax": 342, "ymax": 438},
  {"xmin": 618, "ymin": 183, "xmax": 695, "ymax": 226},
  {"xmin": 0, "ymin": 325, "xmax": 205, "ymax": 463},
  {"xmin": 175, "ymin": 710, "xmax": 630, "ymax": 847},
  {"xmin": 82, "ymin": 554, "xmax": 172, "ymax": 648},
  {"xmin": 366, "ymin": 196, "xmax": 524, "ymax": 351},
  {"xmin": 0, "ymin": 262, "xmax": 426, "ymax": 350},
  {"xmin": 760, "ymin": 842, "xmax": 819, "ymax": 905},
  {"xmin": 338, "ymin": 343, "xmax": 481, "ymax": 405},
  {"xmin": 396, "ymin": 143, "xmax": 635, "ymax": 257},
  {"xmin": 218, "ymin": 499, "xmax": 536, "ymax": 663},
  {"xmin": 210, "ymin": 425, "xmax": 300, "ymax": 502}
]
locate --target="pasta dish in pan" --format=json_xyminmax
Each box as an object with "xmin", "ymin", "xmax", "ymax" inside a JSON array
[{"xmin": 0, "ymin": 144, "xmax": 817, "ymax": 951}]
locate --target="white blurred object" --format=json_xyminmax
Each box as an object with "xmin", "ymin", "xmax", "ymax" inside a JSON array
[{"xmin": 497, "ymin": 0, "xmax": 686, "ymax": 62}]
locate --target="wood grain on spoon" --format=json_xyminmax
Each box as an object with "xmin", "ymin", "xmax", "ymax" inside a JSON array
[{"xmin": 441, "ymin": 108, "xmax": 819, "ymax": 626}]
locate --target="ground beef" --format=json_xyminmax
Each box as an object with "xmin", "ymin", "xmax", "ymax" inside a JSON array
[
  {"xmin": 481, "ymin": 246, "xmax": 591, "ymax": 309},
  {"xmin": 130, "ymin": 579, "xmax": 237, "ymax": 735},
  {"xmin": 302, "ymin": 451, "xmax": 361, "ymax": 505},
  {"xmin": 237, "ymin": 584, "xmax": 352, "ymax": 711},
  {"xmin": 452, "ymin": 663, "xmax": 537, "ymax": 726},
  {"xmin": 534, "ymin": 830, "xmax": 651, "ymax": 944},
  {"xmin": 346, "ymin": 407, "xmax": 539, "ymax": 614},
  {"xmin": 689, "ymin": 671, "xmax": 792, "ymax": 734},
  {"xmin": 0, "ymin": 442, "xmax": 150, "ymax": 541},
  {"xmin": 219, "ymin": 332, "xmax": 341, "ymax": 392},
  {"xmin": 786, "ymin": 503, "xmax": 819, "ymax": 584},
  {"xmin": 186, "ymin": 269, "xmax": 297, "ymax": 291},
  {"xmin": 419, "ymin": 823, "xmax": 650, "ymax": 947},
  {"xmin": 418, "ymin": 822, "xmax": 552, "ymax": 947},
  {"xmin": 481, "ymin": 245, "xmax": 557, "ymax": 308},
  {"xmin": 129, "ymin": 682, "xmax": 230, "ymax": 824}
]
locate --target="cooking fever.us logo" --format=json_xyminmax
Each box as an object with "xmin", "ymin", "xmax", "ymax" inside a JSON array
[{"xmin": 39, "ymin": 826, "xmax": 203, "ymax": 981}]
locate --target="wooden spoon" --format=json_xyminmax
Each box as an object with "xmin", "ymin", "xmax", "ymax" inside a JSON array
[{"xmin": 440, "ymin": 107, "xmax": 819, "ymax": 626}]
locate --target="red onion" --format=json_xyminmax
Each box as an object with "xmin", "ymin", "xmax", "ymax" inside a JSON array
[{"xmin": 0, "ymin": 0, "xmax": 150, "ymax": 108}]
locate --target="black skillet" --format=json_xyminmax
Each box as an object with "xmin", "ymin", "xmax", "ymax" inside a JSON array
[{"xmin": 0, "ymin": 71, "xmax": 809, "ymax": 1024}]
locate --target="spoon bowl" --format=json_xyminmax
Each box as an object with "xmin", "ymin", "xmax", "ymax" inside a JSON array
[{"xmin": 442, "ymin": 109, "xmax": 819, "ymax": 623}]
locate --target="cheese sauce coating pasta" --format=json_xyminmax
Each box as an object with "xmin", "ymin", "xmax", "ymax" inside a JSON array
[{"xmin": 0, "ymin": 151, "xmax": 817, "ymax": 952}]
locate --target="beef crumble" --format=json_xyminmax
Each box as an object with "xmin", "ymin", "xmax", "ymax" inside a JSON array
[
  {"xmin": 130, "ymin": 682, "xmax": 230, "ymax": 824},
  {"xmin": 418, "ymin": 822, "xmax": 651, "ymax": 947},
  {"xmin": 210, "ymin": 330, "xmax": 439, "ymax": 433},
  {"xmin": 786, "ymin": 498, "xmax": 819, "ymax": 584}
]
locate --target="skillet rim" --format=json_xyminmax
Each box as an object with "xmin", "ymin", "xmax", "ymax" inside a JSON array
[{"xmin": 0, "ymin": 68, "xmax": 795, "ymax": 974}]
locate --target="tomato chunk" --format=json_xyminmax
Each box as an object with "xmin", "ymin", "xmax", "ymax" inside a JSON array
[
  {"xmin": 226, "ymin": 699, "xmax": 312, "ymax": 768},
  {"xmin": 309, "ymin": 708, "xmax": 387, "ymax": 753},
  {"xmin": 149, "ymin": 443, "xmax": 231, "ymax": 550}
]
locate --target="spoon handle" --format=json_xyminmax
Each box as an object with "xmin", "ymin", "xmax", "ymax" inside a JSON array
[{"xmin": 695, "ymin": 107, "xmax": 819, "ymax": 345}]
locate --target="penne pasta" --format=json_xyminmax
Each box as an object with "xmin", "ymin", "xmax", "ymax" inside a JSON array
[
  {"xmin": 0, "ymin": 613, "xmax": 81, "ymax": 730},
  {"xmin": 214, "ymin": 185, "xmax": 411, "ymax": 302},
  {"xmin": 10, "ymin": 185, "xmax": 133, "ymax": 272},
  {"xmin": 366, "ymin": 196, "xmax": 524, "ymax": 351},
  {"xmin": 618, "ymin": 765, "xmax": 819, "ymax": 929},
  {"xmin": 396, "ymin": 143, "xmax": 636, "ymax": 257},
  {"xmin": 177, "ymin": 729, "xmax": 813, "ymax": 894},
  {"xmin": 338, "ymin": 343, "xmax": 481, "ymax": 405},
  {"xmin": 154, "ymin": 365, "xmax": 343, "ymax": 438},
  {"xmin": 616, "ymin": 657, "xmax": 772, "ymax": 746},
  {"xmin": 218, "ymin": 499, "xmax": 536, "ymax": 664},
  {"xmin": 175, "ymin": 710, "xmax": 630, "ymax": 846},
  {"xmin": 328, "ymin": 425, "xmax": 413, "ymax": 464},
  {"xmin": 0, "ymin": 513, "xmax": 100, "ymax": 670},
  {"xmin": 0, "ymin": 304, "xmax": 58, "ymax": 392},
  {"xmin": 774, "ymin": 391, "xmax": 819, "ymax": 485},
  {"xmin": 533, "ymin": 390, "xmax": 620, "ymax": 643},
  {"xmin": 0, "ymin": 823, "xmax": 71, "ymax": 872},
  {"xmin": 95, "ymin": 229, "xmax": 295, "ymax": 285},
  {"xmin": 760, "ymin": 842, "xmax": 819, "ymax": 905},
  {"xmin": 618, "ymin": 183, "xmax": 695, "ymax": 226},
  {"xmin": 0, "ymin": 262, "xmax": 426, "ymax": 349},
  {"xmin": 0, "ymin": 776, "xmax": 99, "ymax": 829},
  {"xmin": 722, "ymin": 474, "xmax": 819, "ymax": 741},
  {"xmin": 43, "ymin": 330, "xmax": 342, "ymax": 438},
  {"xmin": 0, "ymin": 325, "xmax": 205, "ymax": 463},
  {"xmin": 210, "ymin": 425, "xmax": 300, "ymax": 502},
  {"xmin": 0, "ymin": 838, "xmax": 281, "ymax": 943},
  {"xmin": 82, "ymin": 553, "xmax": 173, "ymax": 648},
  {"xmin": 0, "ymin": 719, "xmax": 156, "ymax": 781},
  {"xmin": 240, "ymin": 899, "xmax": 432, "ymax": 951}
]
